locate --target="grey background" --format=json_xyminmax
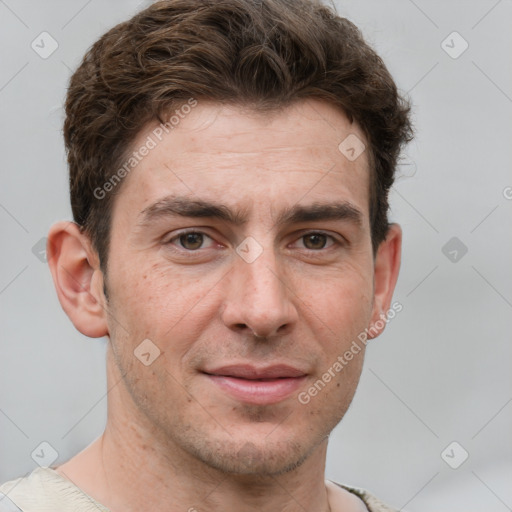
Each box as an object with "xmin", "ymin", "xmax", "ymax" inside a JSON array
[{"xmin": 1, "ymin": 1, "xmax": 511, "ymax": 510}]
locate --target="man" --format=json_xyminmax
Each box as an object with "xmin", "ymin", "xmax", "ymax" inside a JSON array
[{"xmin": 0, "ymin": 0, "xmax": 412, "ymax": 510}]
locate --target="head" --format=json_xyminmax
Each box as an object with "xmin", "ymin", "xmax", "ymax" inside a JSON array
[{"xmin": 49, "ymin": 0, "xmax": 412, "ymax": 476}]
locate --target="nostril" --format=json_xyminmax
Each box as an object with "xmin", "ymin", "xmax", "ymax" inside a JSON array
[{"xmin": 234, "ymin": 324, "xmax": 266, "ymax": 338}]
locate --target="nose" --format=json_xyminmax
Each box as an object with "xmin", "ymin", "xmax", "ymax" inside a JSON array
[{"xmin": 221, "ymin": 247, "xmax": 299, "ymax": 339}]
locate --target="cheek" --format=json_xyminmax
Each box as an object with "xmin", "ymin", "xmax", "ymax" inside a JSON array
[
  {"xmin": 107, "ymin": 260, "xmax": 224, "ymax": 366},
  {"xmin": 297, "ymin": 262, "xmax": 374, "ymax": 334},
  {"xmin": 112, "ymin": 260, "xmax": 193, "ymax": 322}
]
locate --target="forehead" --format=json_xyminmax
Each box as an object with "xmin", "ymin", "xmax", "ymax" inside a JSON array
[{"xmin": 111, "ymin": 99, "xmax": 371, "ymax": 226}]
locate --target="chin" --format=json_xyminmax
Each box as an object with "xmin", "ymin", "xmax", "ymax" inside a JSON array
[{"xmin": 181, "ymin": 432, "xmax": 318, "ymax": 476}]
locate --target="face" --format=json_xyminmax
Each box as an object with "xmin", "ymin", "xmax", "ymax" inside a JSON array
[{"xmin": 102, "ymin": 99, "xmax": 383, "ymax": 475}]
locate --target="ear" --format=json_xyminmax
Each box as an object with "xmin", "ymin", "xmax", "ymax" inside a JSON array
[
  {"xmin": 47, "ymin": 221, "xmax": 108, "ymax": 338},
  {"xmin": 367, "ymin": 223, "xmax": 402, "ymax": 340}
]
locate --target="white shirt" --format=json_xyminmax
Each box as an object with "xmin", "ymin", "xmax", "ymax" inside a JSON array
[{"xmin": 0, "ymin": 467, "xmax": 398, "ymax": 512}]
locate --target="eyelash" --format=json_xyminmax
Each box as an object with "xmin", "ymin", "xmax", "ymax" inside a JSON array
[{"xmin": 164, "ymin": 229, "xmax": 342, "ymax": 253}]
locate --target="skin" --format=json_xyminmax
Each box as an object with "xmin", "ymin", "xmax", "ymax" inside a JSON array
[{"xmin": 48, "ymin": 99, "xmax": 401, "ymax": 512}]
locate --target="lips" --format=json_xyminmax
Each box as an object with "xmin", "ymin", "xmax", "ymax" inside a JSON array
[
  {"xmin": 202, "ymin": 364, "xmax": 307, "ymax": 405},
  {"xmin": 205, "ymin": 364, "xmax": 306, "ymax": 380}
]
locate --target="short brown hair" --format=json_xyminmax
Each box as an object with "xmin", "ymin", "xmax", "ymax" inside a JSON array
[{"xmin": 64, "ymin": 0, "xmax": 412, "ymax": 272}]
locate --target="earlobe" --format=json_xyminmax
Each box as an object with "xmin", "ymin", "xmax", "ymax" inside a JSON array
[
  {"xmin": 47, "ymin": 221, "xmax": 109, "ymax": 338},
  {"xmin": 367, "ymin": 223, "xmax": 402, "ymax": 340}
]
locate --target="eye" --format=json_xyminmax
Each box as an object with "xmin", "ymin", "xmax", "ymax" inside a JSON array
[
  {"xmin": 292, "ymin": 232, "xmax": 339, "ymax": 251},
  {"xmin": 302, "ymin": 233, "xmax": 330, "ymax": 250},
  {"xmin": 167, "ymin": 231, "xmax": 215, "ymax": 251}
]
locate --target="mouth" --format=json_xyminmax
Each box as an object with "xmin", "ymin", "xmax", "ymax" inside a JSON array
[{"xmin": 201, "ymin": 364, "xmax": 308, "ymax": 405}]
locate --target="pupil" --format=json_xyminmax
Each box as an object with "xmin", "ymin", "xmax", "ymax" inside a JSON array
[
  {"xmin": 305, "ymin": 234, "xmax": 326, "ymax": 249},
  {"xmin": 181, "ymin": 233, "xmax": 203, "ymax": 250}
]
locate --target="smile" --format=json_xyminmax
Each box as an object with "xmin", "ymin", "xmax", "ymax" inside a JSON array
[{"xmin": 202, "ymin": 364, "xmax": 308, "ymax": 405}]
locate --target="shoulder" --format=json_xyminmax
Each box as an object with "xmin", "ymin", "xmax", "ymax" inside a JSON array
[
  {"xmin": 327, "ymin": 480, "xmax": 401, "ymax": 512},
  {"xmin": 0, "ymin": 468, "xmax": 109, "ymax": 512}
]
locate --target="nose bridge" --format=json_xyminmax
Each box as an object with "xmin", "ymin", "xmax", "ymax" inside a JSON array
[
  {"xmin": 242, "ymin": 247, "xmax": 283, "ymax": 300},
  {"xmin": 223, "ymin": 240, "xmax": 297, "ymax": 337}
]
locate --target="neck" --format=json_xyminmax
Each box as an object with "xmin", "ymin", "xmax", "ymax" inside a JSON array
[
  {"xmin": 58, "ymin": 354, "xmax": 332, "ymax": 512},
  {"xmin": 98, "ymin": 426, "xmax": 331, "ymax": 512}
]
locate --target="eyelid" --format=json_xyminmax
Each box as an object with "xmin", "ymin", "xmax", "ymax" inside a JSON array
[
  {"xmin": 162, "ymin": 228, "xmax": 345, "ymax": 254},
  {"xmin": 165, "ymin": 229, "xmax": 218, "ymax": 250},
  {"xmin": 290, "ymin": 230, "xmax": 344, "ymax": 250}
]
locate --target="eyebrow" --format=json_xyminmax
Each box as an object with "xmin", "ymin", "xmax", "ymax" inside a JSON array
[
  {"xmin": 276, "ymin": 201, "xmax": 362, "ymax": 227},
  {"xmin": 138, "ymin": 197, "xmax": 249, "ymax": 226},
  {"xmin": 138, "ymin": 196, "xmax": 363, "ymax": 228}
]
